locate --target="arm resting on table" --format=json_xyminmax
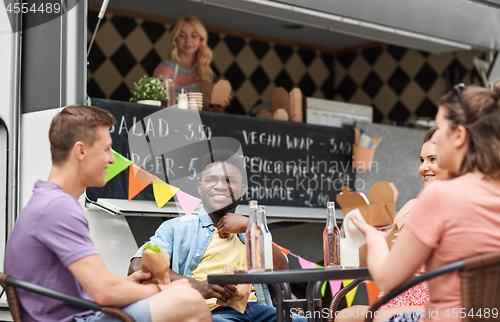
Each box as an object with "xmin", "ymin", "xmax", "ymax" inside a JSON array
[{"xmin": 128, "ymin": 257, "xmax": 236, "ymax": 302}]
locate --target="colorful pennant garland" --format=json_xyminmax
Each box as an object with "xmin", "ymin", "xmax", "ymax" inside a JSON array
[
  {"xmin": 176, "ymin": 191, "xmax": 202, "ymax": 216},
  {"xmin": 297, "ymin": 256, "xmax": 319, "ymax": 269},
  {"xmin": 342, "ymin": 279, "xmax": 359, "ymax": 307},
  {"xmin": 152, "ymin": 178, "xmax": 180, "ymax": 208},
  {"xmin": 328, "ymin": 280, "xmax": 343, "ymax": 299},
  {"xmin": 129, "ymin": 164, "xmax": 156, "ymax": 200},
  {"xmin": 365, "ymin": 280, "xmax": 380, "ymax": 305},
  {"xmin": 105, "ymin": 150, "xmax": 200, "ymax": 213},
  {"xmin": 106, "ymin": 149, "xmax": 132, "ymax": 182},
  {"xmin": 277, "ymin": 244, "xmax": 360, "ymax": 303},
  {"xmin": 272, "ymin": 242, "xmax": 291, "ymax": 256}
]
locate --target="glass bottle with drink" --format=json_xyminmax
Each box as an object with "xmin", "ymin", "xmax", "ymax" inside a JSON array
[
  {"xmin": 258, "ymin": 205, "xmax": 273, "ymax": 271},
  {"xmin": 157, "ymin": 74, "xmax": 176, "ymax": 107},
  {"xmin": 246, "ymin": 200, "xmax": 265, "ymax": 272},
  {"xmin": 323, "ymin": 201, "xmax": 341, "ymax": 268}
]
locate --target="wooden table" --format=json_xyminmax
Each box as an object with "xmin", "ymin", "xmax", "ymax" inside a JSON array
[{"xmin": 208, "ymin": 267, "xmax": 371, "ymax": 322}]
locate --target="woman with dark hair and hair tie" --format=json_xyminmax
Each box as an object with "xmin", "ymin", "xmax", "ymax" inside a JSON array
[
  {"xmin": 337, "ymin": 127, "xmax": 450, "ymax": 322},
  {"xmin": 352, "ymin": 84, "xmax": 500, "ymax": 322}
]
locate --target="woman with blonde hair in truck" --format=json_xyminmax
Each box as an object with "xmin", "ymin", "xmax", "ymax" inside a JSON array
[
  {"xmin": 154, "ymin": 15, "xmax": 213, "ymax": 95},
  {"xmin": 154, "ymin": 15, "xmax": 230, "ymax": 110}
]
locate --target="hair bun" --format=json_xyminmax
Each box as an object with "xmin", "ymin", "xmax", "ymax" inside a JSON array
[{"xmin": 494, "ymin": 85, "xmax": 500, "ymax": 100}]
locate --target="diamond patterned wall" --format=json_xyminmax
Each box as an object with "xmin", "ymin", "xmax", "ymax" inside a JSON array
[
  {"xmin": 87, "ymin": 10, "xmax": 334, "ymax": 116},
  {"xmin": 334, "ymin": 46, "xmax": 485, "ymax": 123},
  {"xmin": 88, "ymin": 10, "xmax": 485, "ymax": 122}
]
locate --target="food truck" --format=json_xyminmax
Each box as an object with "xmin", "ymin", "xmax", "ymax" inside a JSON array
[{"xmin": 1, "ymin": 0, "xmax": 500, "ymax": 317}]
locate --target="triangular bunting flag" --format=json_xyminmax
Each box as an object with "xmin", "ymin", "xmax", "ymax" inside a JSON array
[
  {"xmin": 152, "ymin": 178, "xmax": 179, "ymax": 208},
  {"xmin": 342, "ymin": 279, "xmax": 359, "ymax": 307},
  {"xmin": 176, "ymin": 191, "xmax": 201, "ymax": 216},
  {"xmin": 129, "ymin": 164, "xmax": 156, "ymax": 200},
  {"xmin": 351, "ymin": 282, "xmax": 369, "ymax": 306},
  {"xmin": 272, "ymin": 242, "xmax": 290, "ymax": 256},
  {"xmin": 105, "ymin": 150, "xmax": 132, "ymax": 182},
  {"xmin": 297, "ymin": 256, "xmax": 318, "ymax": 269},
  {"xmin": 329, "ymin": 280, "xmax": 342, "ymax": 298},
  {"xmin": 296, "ymin": 256, "xmax": 343, "ymax": 298},
  {"xmin": 297, "ymin": 257, "xmax": 330, "ymax": 297},
  {"xmin": 365, "ymin": 281, "xmax": 380, "ymax": 305},
  {"xmin": 313, "ymin": 264, "xmax": 328, "ymax": 297}
]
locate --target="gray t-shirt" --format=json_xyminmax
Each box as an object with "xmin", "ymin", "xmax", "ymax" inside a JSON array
[{"xmin": 5, "ymin": 180, "xmax": 99, "ymax": 322}]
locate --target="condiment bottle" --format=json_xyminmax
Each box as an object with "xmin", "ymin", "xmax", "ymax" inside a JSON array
[{"xmin": 178, "ymin": 88, "xmax": 188, "ymax": 109}]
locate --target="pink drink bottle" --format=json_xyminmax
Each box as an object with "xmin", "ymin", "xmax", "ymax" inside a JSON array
[{"xmin": 323, "ymin": 201, "xmax": 341, "ymax": 268}]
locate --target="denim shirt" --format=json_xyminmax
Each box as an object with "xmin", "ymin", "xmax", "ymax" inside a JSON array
[{"xmin": 133, "ymin": 207, "xmax": 246, "ymax": 277}]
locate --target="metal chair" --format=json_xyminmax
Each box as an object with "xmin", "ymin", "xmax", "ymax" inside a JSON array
[
  {"xmin": 366, "ymin": 252, "xmax": 500, "ymax": 322},
  {"xmin": 0, "ymin": 272, "xmax": 135, "ymax": 322},
  {"xmin": 328, "ymin": 252, "xmax": 500, "ymax": 322}
]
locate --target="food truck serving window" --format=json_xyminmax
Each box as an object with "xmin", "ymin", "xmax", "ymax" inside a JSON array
[{"xmin": 86, "ymin": 98, "xmax": 355, "ymax": 219}]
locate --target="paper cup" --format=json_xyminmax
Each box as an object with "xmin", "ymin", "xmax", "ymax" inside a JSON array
[
  {"xmin": 340, "ymin": 238, "xmax": 359, "ymax": 268},
  {"xmin": 188, "ymin": 100, "xmax": 198, "ymax": 110}
]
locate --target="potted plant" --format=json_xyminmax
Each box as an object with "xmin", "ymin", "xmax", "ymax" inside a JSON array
[{"xmin": 130, "ymin": 75, "xmax": 168, "ymax": 106}]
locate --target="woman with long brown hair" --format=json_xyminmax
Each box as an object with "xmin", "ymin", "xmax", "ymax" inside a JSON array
[
  {"xmin": 352, "ymin": 84, "xmax": 500, "ymax": 322},
  {"xmin": 337, "ymin": 127, "xmax": 450, "ymax": 322}
]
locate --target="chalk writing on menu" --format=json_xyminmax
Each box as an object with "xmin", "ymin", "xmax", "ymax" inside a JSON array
[
  {"xmin": 240, "ymin": 130, "xmax": 353, "ymax": 207},
  {"xmin": 87, "ymin": 98, "xmax": 356, "ymax": 209}
]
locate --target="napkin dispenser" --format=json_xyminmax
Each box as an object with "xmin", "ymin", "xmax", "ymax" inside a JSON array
[{"xmin": 336, "ymin": 182, "xmax": 398, "ymax": 227}]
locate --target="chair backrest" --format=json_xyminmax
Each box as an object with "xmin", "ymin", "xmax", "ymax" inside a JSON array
[
  {"xmin": 0, "ymin": 273, "xmax": 23, "ymax": 322},
  {"xmin": 0, "ymin": 272, "xmax": 135, "ymax": 322},
  {"xmin": 461, "ymin": 252, "xmax": 500, "ymax": 322},
  {"xmin": 364, "ymin": 252, "xmax": 500, "ymax": 322}
]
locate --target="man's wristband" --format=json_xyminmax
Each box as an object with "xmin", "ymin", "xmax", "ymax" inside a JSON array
[{"xmin": 150, "ymin": 284, "xmax": 161, "ymax": 293}]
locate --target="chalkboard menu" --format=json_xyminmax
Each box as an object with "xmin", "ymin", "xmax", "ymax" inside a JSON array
[{"xmin": 86, "ymin": 98, "xmax": 355, "ymax": 208}]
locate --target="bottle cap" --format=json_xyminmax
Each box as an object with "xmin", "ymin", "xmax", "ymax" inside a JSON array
[
  {"xmin": 249, "ymin": 200, "xmax": 258, "ymax": 207},
  {"xmin": 178, "ymin": 88, "xmax": 187, "ymax": 100}
]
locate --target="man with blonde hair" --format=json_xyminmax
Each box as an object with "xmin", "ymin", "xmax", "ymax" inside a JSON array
[{"xmin": 5, "ymin": 105, "xmax": 211, "ymax": 322}]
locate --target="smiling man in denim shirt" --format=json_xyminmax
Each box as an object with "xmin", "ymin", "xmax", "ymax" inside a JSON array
[{"xmin": 129, "ymin": 149, "xmax": 305, "ymax": 322}]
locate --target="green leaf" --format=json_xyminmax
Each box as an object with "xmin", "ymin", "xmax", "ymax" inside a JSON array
[{"xmin": 144, "ymin": 242, "xmax": 162, "ymax": 253}]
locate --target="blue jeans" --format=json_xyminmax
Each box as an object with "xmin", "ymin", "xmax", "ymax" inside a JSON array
[
  {"xmin": 74, "ymin": 299, "xmax": 151, "ymax": 322},
  {"xmin": 211, "ymin": 302, "xmax": 307, "ymax": 322}
]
